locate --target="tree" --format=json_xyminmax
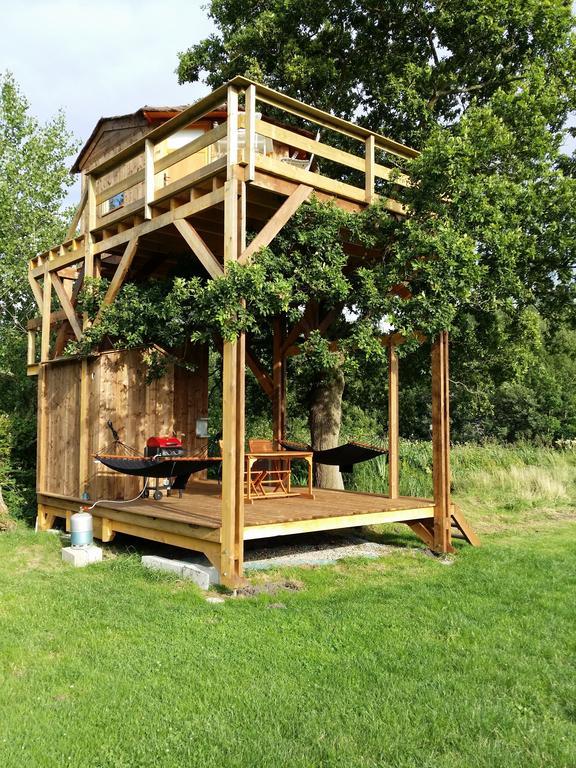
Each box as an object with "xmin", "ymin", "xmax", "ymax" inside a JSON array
[
  {"xmin": 174, "ymin": 3, "xmax": 576, "ymax": 468},
  {"xmin": 0, "ymin": 72, "xmax": 77, "ymax": 518}
]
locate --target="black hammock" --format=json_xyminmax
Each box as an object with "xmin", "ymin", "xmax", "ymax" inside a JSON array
[
  {"xmin": 96, "ymin": 456, "xmax": 221, "ymax": 490},
  {"xmin": 280, "ymin": 441, "xmax": 388, "ymax": 473}
]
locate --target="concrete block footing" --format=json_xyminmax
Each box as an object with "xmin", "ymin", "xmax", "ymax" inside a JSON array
[
  {"xmin": 62, "ymin": 545, "xmax": 103, "ymax": 567},
  {"xmin": 141, "ymin": 555, "xmax": 220, "ymax": 589}
]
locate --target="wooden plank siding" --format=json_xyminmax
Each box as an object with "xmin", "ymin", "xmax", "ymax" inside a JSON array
[{"xmin": 39, "ymin": 348, "xmax": 208, "ymax": 500}]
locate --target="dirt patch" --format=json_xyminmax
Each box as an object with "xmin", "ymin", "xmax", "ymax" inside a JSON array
[{"xmin": 236, "ymin": 578, "xmax": 304, "ymax": 598}]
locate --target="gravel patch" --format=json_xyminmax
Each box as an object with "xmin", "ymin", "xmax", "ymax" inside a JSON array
[{"xmin": 244, "ymin": 532, "xmax": 393, "ymax": 570}]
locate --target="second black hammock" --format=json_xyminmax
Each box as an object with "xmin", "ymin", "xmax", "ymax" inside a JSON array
[{"xmin": 280, "ymin": 440, "xmax": 387, "ymax": 474}]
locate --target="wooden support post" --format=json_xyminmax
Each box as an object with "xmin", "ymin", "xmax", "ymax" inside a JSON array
[
  {"xmin": 83, "ymin": 174, "xmax": 96, "ymax": 329},
  {"xmin": 431, "ymin": 331, "xmax": 453, "ymax": 553},
  {"xmin": 220, "ymin": 95, "xmax": 245, "ymax": 584},
  {"xmin": 365, "ymin": 134, "xmax": 375, "ymax": 204},
  {"xmin": 36, "ymin": 365, "xmax": 49, "ymax": 495},
  {"xmin": 36, "ymin": 503, "xmax": 56, "ymax": 532},
  {"xmin": 388, "ymin": 342, "xmax": 399, "ymax": 499},
  {"xmin": 144, "ymin": 139, "xmax": 154, "ymax": 220},
  {"xmin": 272, "ymin": 317, "xmax": 286, "ymax": 449},
  {"xmin": 40, "ymin": 268, "xmax": 52, "ymax": 362},
  {"xmin": 77, "ymin": 174, "xmax": 96, "ymax": 497}
]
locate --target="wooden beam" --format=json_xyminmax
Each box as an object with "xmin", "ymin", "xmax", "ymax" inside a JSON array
[
  {"xmin": 65, "ymin": 185, "xmax": 88, "ymax": 239},
  {"xmin": 95, "ymin": 169, "xmax": 145, "ymax": 206},
  {"xmin": 250, "ymin": 171, "xmax": 364, "ymax": 213},
  {"xmin": 93, "ymin": 237, "xmax": 139, "ymax": 323},
  {"xmin": 30, "ymin": 244, "xmax": 86, "ymax": 279},
  {"xmin": 51, "ymin": 273, "xmax": 82, "ymax": 341},
  {"xmin": 243, "ymin": 506, "xmax": 434, "ymax": 540},
  {"xmin": 151, "ymin": 157, "xmax": 227, "ymax": 208},
  {"xmin": 431, "ymin": 331, "xmax": 453, "ymax": 553},
  {"xmin": 407, "ymin": 520, "xmax": 434, "ymax": 548},
  {"xmin": 238, "ymin": 184, "xmax": 313, "ymax": 265},
  {"xmin": 388, "ymin": 342, "xmax": 399, "ymax": 499},
  {"xmin": 28, "ymin": 272, "xmax": 44, "ymax": 313},
  {"xmin": 451, "ymin": 504, "xmax": 480, "ymax": 547},
  {"xmin": 53, "ymin": 266, "xmax": 85, "ymax": 357},
  {"xmin": 173, "ymin": 219, "xmax": 224, "ymax": 279},
  {"xmin": 220, "ymin": 170, "xmax": 245, "ymax": 586}
]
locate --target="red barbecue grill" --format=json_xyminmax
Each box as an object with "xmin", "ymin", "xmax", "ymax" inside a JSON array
[{"xmin": 144, "ymin": 436, "xmax": 184, "ymax": 499}]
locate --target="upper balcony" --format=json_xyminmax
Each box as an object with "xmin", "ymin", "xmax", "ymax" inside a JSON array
[{"xmin": 28, "ymin": 76, "xmax": 418, "ymax": 280}]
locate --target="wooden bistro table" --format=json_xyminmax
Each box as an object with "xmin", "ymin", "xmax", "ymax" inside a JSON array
[{"xmin": 245, "ymin": 450, "xmax": 314, "ymax": 503}]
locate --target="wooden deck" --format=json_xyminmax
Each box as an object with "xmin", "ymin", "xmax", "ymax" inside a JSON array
[
  {"xmin": 38, "ymin": 481, "xmax": 435, "ymax": 569},
  {"xmin": 108, "ymin": 481, "xmax": 434, "ymax": 535}
]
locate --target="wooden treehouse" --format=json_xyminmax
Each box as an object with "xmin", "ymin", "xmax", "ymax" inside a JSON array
[{"xmin": 28, "ymin": 77, "xmax": 478, "ymax": 586}]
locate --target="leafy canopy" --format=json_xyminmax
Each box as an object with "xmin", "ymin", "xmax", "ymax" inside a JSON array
[
  {"xmin": 0, "ymin": 72, "xmax": 77, "ymax": 517},
  {"xmin": 177, "ymin": 1, "xmax": 576, "ymax": 319}
]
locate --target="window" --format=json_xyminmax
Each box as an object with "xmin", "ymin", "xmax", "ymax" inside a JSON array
[{"xmin": 101, "ymin": 192, "xmax": 124, "ymax": 216}]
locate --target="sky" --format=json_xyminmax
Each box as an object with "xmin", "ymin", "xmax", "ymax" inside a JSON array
[{"xmin": 0, "ymin": 0, "xmax": 215, "ymax": 197}]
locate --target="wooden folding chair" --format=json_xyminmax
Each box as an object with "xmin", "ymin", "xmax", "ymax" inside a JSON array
[{"xmin": 247, "ymin": 439, "xmax": 291, "ymax": 497}]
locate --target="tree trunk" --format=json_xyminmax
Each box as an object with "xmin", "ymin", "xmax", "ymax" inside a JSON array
[
  {"xmin": 308, "ymin": 369, "xmax": 345, "ymax": 490},
  {"xmin": 0, "ymin": 484, "xmax": 11, "ymax": 531}
]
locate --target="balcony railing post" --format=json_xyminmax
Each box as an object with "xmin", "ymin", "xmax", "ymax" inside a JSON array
[
  {"xmin": 144, "ymin": 138, "xmax": 154, "ymax": 220},
  {"xmin": 245, "ymin": 84, "xmax": 256, "ymax": 181},
  {"xmin": 365, "ymin": 134, "xmax": 375, "ymax": 204},
  {"xmin": 226, "ymin": 85, "xmax": 239, "ymax": 179}
]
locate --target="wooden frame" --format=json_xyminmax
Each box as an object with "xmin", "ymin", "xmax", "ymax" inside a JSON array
[{"xmin": 29, "ymin": 78, "xmax": 477, "ymax": 586}]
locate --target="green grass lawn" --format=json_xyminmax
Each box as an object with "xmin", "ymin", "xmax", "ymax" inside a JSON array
[{"xmin": 1, "ymin": 448, "xmax": 575, "ymax": 767}]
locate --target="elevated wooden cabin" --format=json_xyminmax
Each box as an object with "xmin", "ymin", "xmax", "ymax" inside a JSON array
[{"xmin": 28, "ymin": 77, "xmax": 478, "ymax": 586}]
